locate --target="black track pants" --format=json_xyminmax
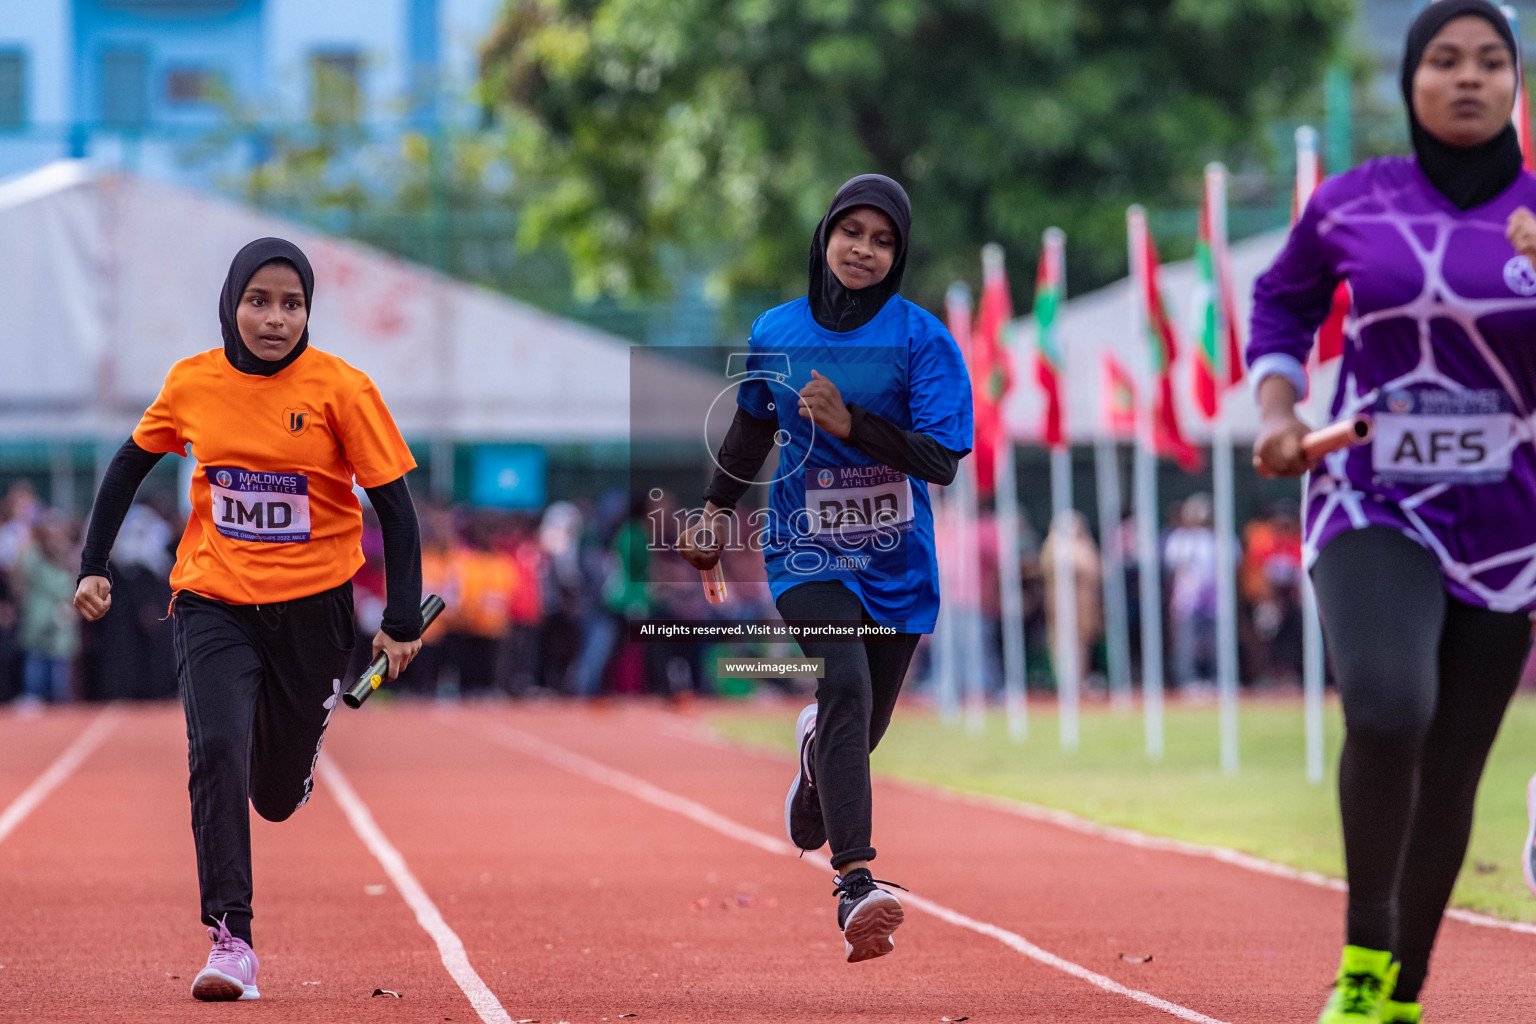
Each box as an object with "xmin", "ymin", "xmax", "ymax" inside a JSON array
[
  {"xmin": 776, "ymin": 581, "xmax": 921, "ymax": 869},
  {"xmin": 1311, "ymin": 527, "xmax": 1531, "ymax": 1001},
  {"xmin": 172, "ymin": 583, "xmax": 356, "ymax": 947}
]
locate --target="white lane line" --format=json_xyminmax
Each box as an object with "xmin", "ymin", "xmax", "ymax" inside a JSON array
[
  {"xmin": 0, "ymin": 707, "xmax": 120, "ymax": 846},
  {"xmin": 654, "ymin": 712, "xmax": 1536, "ymax": 938},
  {"xmin": 1446, "ymin": 905, "xmax": 1536, "ymax": 935},
  {"xmin": 901, "ymin": 892, "xmax": 1228, "ymax": 1024},
  {"xmin": 467, "ymin": 718, "xmax": 1233, "ymax": 1024},
  {"xmin": 317, "ymin": 759, "xmax": 513, "ymax": 1024}
]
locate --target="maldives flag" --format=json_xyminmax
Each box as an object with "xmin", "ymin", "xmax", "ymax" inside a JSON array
[
  {"xmin": 1131, "ymin": 209, "xmax": 1201, "ymax": 472},
  {"xmin": 1518, "ymin": 74, "xmax": 1535, "ymax": 171},
  {"xmin": 1295, "ymin": 125, "xmax": 1349, "ymax": 364},
  {"xmin": 945, "ymin": 281, "xmax": 974, "ymax": 367},
  {"xmin": 1315, "ymin": 283, "xmax": 1349, "ymax": 364},
  {"xmin": 1101, "ymin": 354, "xmax": 1137, "ymax": 439},
  {"xmin": 974, "ymin": 244, "xmax": 1014, "ymax": 409},
  {"xmin": 945, "ymin": 281, "xmax": 997, "ymax": 494},
  {"xmin": 1291, "ymin": 139, "xmax": 1321, "ymax": 222},
  {"xmin": 1032, "ymin": 230, "xmax": 1065, "ymax": 448},
  {"xmin": 1193, "ymin": 166, "xmax": 1243, "ymax": 420},
  {"xmin": 969, "ymin": 245, "xmax": 1014, "ymax": 495},
  {"xmin": 1506, "ymin": 5, "xmax": 1536, "ymax": 171}
]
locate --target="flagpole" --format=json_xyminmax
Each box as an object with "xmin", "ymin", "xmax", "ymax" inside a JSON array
[
  {"xmin": 945, "ymin": 282, "xmax": 987, "ymax": 735},
  {"xmin": 996, "ymin": 432, "xmax": 1028, "ymax": 741},
  {"xmin": 1095, "ymin": 433, "xmax": 1133, "ymax": 709},
  {"xmin": 1214, "ymin": 399, "xmax": 1239, "ymax": 772},
  {"xmin": 1207, "ymin": 162, "xmax": 1240, "ymax": 776},
  {"xmin": 1128, "ymin": 205, "xmax": 1165, "ymax": 761},
  {"xmin": 957, "ymin": 453, "xmax": 987, "ymax": 736},
  {"xmin": 1051, "ymin": 449, "xmax": 1079, "ymax": 750},
  {"xmin": 930, "ymin": 482, "xmax": 957, "ymax": 724},
  {"xmin": 991, "ymin": 264, "xmax": 1027, "ymax": 742},
  {"xmin": 981, "ymin": 244, "xmax": 1028, "ymax": 742},
  {"xmin": 1295, "ymin": 126, "xmax": 1326, "ymax": 784},
  {"xmin": 938, "ymin": 283, "xmax": 973, "ymax": 727},
  {"xmin": 1032, "ymin": 231, "xmax": 1080, "ymax": 751}
]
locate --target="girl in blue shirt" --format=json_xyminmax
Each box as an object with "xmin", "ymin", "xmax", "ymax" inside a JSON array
[{"xmin": 681, "ymin": 174, "xmax": 973, "ymax": 962}]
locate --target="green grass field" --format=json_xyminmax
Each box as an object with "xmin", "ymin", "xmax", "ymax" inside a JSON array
[{"xmin": 708, "ymin": 693, "xmax": 1536, "ymax": 923}]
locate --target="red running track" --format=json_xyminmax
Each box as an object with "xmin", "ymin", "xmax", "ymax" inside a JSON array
[{"xmin": 0, "ymin": 701, "xmax": 1531, "ymax": 1023}]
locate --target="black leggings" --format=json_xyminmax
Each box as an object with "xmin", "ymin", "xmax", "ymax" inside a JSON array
[
  {"xmin": 1312, "ymin": 527, "xmax": 1531, "ymax": 1001},
  {"xmin": 173, "ymin": 584, "xmax": 356, "ymax": 947},
  {"xmin": 776, "ymin": 581, "xmax": 921, "ymax": 869}
]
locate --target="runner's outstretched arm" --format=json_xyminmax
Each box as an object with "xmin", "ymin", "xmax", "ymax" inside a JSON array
[
  {"xmin": 702, "ymin": 407, "xmax": 778, "ymax": 510},
  {"xmin": 78, "ymin": 438, "xmax": 166, "ymax": 584},
  {"xmin": 363, "ymin": 476, "xmax": 423, "ymax": 642},
  {"xmin": 841, "ymin": 403, "xmax": 967, "ymax": 486}
]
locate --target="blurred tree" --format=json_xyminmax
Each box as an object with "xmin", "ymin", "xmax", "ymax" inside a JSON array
[{"xmin": 481, "ymin": 0, "xmax": 1351, "ymax": 305}]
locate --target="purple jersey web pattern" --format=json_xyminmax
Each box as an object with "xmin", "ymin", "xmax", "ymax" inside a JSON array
[{"xmin": 1249, "ymin": 156, "xmax": 1536, "ymax": 612}]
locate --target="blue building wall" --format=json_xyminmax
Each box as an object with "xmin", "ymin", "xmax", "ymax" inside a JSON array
[
  {"xmin": 0, "ymin": 0, "xmax": 500, "ymax": 186},
  {"xmin": 72, "ymin": 0, "xmax": 265, "ymax": 130},
  {"xmin": 0, "ymin": 2, "xmax": 71, "ymax": 178},
  {"xmin": 407, "ymin": 0, "xmax": 440, "ymax": 124}
]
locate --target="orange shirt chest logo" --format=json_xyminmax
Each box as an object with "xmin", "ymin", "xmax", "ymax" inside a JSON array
[{"xmin": 283, "ymin": 406, "xmax": 312, "ymax": 437}]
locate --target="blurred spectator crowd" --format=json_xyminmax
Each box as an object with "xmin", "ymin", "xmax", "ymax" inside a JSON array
[
  {"xmin": 0, "ymin": 474, "xmax": 1337, "ymax": 707},
  {"xmin": 0, "ymin": 483, "xmax": 795, "ymax": 707},
  {"xmin": 964, "ymin": 493, "xmax": 1308, "ymax": 699}
]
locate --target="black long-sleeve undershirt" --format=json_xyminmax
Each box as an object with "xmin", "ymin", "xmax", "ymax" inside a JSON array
[
  {"xmin": 702, "ymin": 404, "xmax": 967, "ymax": 510},
  {"xmin": 364, "ymin": 477, "xmax": 423, "ymax": 642},
  {"xmin": 702, "ymin": 408, "xmax": 779, "ymax": 510},
  {"xmin": 79, "ymin": 439, "xmax": 166, "ymax": 581},
  {"xmin": 843, "ymin": 402, "xmax": 967, "ymax": 485},
  {"xmin": 79, "ymin": 437, "xmax": 423, "ymax": 642}
]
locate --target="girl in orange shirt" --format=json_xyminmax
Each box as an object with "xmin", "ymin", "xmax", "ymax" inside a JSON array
[{"xmin": 73, "ymin": 238, "xmax": 423, "ymax": 1002}]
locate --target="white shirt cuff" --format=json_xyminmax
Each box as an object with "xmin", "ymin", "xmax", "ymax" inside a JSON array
[{"xmin": 1248, "ymin": 353, "xmax": 1310, "ymax": 402}]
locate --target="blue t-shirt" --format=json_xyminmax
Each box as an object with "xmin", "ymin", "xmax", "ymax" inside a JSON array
[{"xmin": 736, "ymin": 296, "xmax": 973, "ymax": 632}]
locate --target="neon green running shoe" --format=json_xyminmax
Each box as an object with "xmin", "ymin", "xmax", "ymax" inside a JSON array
[
  {"xmin": 1317, "ymin": 946, "xmax": 1398, "ymax": 1023},
  {"xmin": 1382, "ymin": 1000, "xmax": 1421, "ymax": 1024}
]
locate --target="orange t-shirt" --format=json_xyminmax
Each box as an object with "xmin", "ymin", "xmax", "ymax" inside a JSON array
[
  {"xmin": 133, "ymin": 348, "xmax": 417, "ymax": 605},
  {"xmin": 455, "ymin": 549, "xmax": 518, "ymax": 639},
  {"xmin": 420, "ymin": 547, "xmax": 460, "ymax": 636}
]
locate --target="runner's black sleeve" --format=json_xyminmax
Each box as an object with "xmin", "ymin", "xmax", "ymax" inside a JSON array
[
  {"xmin": 363, "ymin": 476, "xmax": 423, "ymax": 643},
  {"xmin": 842, "ymin": 403, "xmax": 967, "ymax": 485},
  {"xmin": 702, "ymin": 407, "xmax": 779, "ymax": 510},
  {"xmin": 78, "ymin": 438, "xmax": 166, "ymax": 583}
]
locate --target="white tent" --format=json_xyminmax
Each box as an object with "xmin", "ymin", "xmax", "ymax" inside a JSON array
[
  {"xmin": 0, "ymin": 161, "xmax": 722, "ymax": 444},
  {"xmin": 1001, "ymin": 226, "xmax": 1340, "ymax": 445}
]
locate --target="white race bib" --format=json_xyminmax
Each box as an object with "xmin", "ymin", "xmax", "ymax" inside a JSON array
[
  {"xmin": 1371, "ymin": 389, "xmax": 1520, "ymax": 485},
  {"xmin": 207, "ymin": 466, "xmax": 312, "ymax": 542},
  {"xmin": 805, "ymin": 465, "xmax": 913, "ymax": 539}
]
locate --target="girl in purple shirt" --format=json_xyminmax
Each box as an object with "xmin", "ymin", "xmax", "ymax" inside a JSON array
[{"xmin": 1249, "ymin": 4, "xmax": 1536, "ymax": 1022}]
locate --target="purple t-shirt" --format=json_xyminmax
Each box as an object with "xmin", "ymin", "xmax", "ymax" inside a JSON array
[{"xmin": 1249, "ymin": 155, "xmax": 1536, "ymax": 612}]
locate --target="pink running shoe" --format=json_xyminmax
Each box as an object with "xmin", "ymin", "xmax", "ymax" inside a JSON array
[{"xmin": 191, "ymin": 918, "xmax": 260, "ymax": 1001}]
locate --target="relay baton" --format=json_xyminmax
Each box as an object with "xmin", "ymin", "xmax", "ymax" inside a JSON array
[
  {"xmin": 342, "ymin": 594, "xmax": 446, "ymax": 708},
  {"xmin": 696, "ymin": 527, "xmax": 727, "ymax": 604},
  {"xmin": 1301, "ymin": 415, "xmax": 1374, "ymax": 461}
]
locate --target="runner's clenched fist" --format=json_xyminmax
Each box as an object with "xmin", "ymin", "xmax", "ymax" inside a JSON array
[
  {"xmin": 1507, "ymin": 206, "xmax": 1536, "ymax": 264},
  {"xmin": 799, "ymin": 369, "xmax": 852, "ymax": 439}
]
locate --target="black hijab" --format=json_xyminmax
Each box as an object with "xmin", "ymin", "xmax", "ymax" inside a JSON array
[
  {"xmin": 808, "ymin": 174, "xmax": 911, "ymax": 332},
  {"xmin": 219, "ymin": 237, "xmax": 315, "ymax": 376},
  {"xmin": 1402, "ymin": 0, "xmax": 1524, "ymax": 210}
]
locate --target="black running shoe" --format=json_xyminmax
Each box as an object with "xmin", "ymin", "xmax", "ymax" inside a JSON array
[
  {"xmin": 784, "ymin": 703, "xmax": 827, "ymax": 852},
  {"xmin": 834, "ymin": 868, "xmax": 906, "ymax": 963}
]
